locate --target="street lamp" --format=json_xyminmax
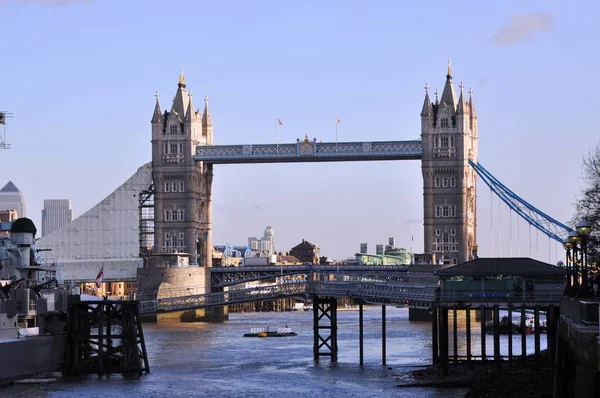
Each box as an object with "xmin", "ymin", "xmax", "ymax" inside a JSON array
[
  {"xmin": 562, "ymin": 238, "xmax": 573, "ymax": 294},
  {"xmin": 568, "ymin": 231, "xmax": 581, "ymax": 296},
  {"xmin": 576, "ymin": 220, "xmax": 593, "ymax": 297}
]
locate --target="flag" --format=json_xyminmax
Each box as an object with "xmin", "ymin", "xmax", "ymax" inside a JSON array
[
  {"xmin": 95, "ymin": 266, "xmax": 104, "ymax": 288},
  {"xmin": 336, "ymin": 117, "xmax": 341, "ymax": 125},
  {"xmin": 277, "ymin": 118, "xmax": 283, "ymax": 126}
]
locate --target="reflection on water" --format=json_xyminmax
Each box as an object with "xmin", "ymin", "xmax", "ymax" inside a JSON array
[{"xmin": 3, "ymin": 307, "xmax": 470, "ymax": 398}]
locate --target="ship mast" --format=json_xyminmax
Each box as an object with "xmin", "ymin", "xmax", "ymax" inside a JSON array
[{"xmin": 0, "ymin": 111, "xmax": 13, "ymax": 150}]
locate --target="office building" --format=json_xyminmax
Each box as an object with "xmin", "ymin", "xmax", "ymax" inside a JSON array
[{"xmin": 42, "ymin": 199, "xmax": 73, "ymax": 237}]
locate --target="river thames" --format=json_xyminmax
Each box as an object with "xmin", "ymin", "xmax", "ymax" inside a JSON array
[{"xmin": 2, "ymin": 306, "xmax": 546, "ymax": 397}]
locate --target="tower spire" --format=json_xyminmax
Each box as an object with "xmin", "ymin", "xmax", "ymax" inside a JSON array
[
  {"xmin": 469, "ymin": 87, "xmax": 477, "ymax": 119},
  {"xmin": 440, "ymin": 59, "xmax": 457, "ymax": 111},
  {"xmin": 179, "ymin": 66, "xmax": 185, "ymax": 86}
]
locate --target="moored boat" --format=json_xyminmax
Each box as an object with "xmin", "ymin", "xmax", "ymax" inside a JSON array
[{"xmin": 243, "ymin": 326, "xmax": 297, "ymax": 338}]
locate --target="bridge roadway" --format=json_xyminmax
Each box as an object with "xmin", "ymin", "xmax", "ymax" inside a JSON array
[
  {"xmin": 138, "ymin": 281, "xmax": 436, "ymax": 315},
  {"xmin": 210, "ymin": 264, "xmax": 409, "ymax": 287},
  {"xmin": 194, "ymin": 140, "xmax": 423, "ymax": 164}
]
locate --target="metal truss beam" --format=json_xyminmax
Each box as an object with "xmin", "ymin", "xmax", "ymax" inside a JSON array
[
  {"xmin": 194, "ymin": 140, "xmax": 423, "ymax": 164},
  {"xmin": 469, "ymin": 160, "xmax": 573, "ymax": 243}
]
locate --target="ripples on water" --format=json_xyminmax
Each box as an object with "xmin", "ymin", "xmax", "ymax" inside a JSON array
[{"xmin": 4, "ymin": 306, "xmax": 545, "ymax": 398}]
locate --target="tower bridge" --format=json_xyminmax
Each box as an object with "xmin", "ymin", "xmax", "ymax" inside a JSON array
[{"xmin": 127, "ymin": 62, "xmax": 573, "ymax": 323}]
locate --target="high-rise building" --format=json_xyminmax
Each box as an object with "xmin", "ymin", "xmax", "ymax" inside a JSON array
[
  {"xmin": 41, "ymin": 199, "xmax": 73, "ymax": 236},
  {"xmin": 420, "ymin": 61, "xmax": 478, "ymax": 264},
  {"xmin": 248, "ymin": 225, "xmax": 275, "ymax": 255},
  {"xmin": 360, "ymin": 243, "xmax": 368, "ymax": 254},
  {"xmin": 0, "ymin": 181, "xmax": 25, "ymax": 217}
]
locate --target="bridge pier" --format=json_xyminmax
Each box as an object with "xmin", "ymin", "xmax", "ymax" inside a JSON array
[
  {"xmin": 136, "ymin": 267, "xmax": 228, "ymax": 323},
  {"xmin": 313, "ymin": 296, "xmax": 338, "ymax": 362}
]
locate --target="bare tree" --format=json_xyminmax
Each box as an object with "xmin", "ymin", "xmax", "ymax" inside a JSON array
[{"xmin": 573, "ymin": 143, "xmax": 600, "ymax": 270}]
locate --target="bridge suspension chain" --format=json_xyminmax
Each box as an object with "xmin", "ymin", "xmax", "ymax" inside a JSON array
[{"xmin": 469, "ymin": 160, "xmax": 573, "ymax": 243}]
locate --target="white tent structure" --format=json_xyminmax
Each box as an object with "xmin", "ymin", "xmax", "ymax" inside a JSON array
[{"xmin": 36, "ymin": 163, "xmax": 152, "ymax": 283}]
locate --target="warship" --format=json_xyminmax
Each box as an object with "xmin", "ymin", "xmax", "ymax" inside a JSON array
[{"xmin": 0, "ymin": 217, "xmax": 72, "ymax": 384}]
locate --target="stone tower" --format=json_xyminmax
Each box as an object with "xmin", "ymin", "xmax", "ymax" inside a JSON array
[
  {"xmin": 420, "ymin": 60, "xmax": 478, "ymax": 265},
  {"xmin": 151, "ymin": 68, "xmax": 214, "ymax": 266}
]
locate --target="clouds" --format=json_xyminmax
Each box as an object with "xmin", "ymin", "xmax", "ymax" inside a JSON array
[{"xmin": 493, "ymin": 12, "xmax": 555, "ymax": 45}]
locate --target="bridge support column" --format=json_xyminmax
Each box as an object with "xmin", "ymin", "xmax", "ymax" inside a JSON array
[
  {"xmin": 465, "ymin": 306, "xmax": 471, "ymax": 362},
  {"xmin": 520, "ymin": 305, "xmax": 527, "ymax": 361},
  {"xmin": 534, "ymin": 305, "xmax": 541, "ymax": 364},
  {"xmin": 432, "ymin": 305, "xmax": 439, "ymax": 365},
  {"xmin": 452, "ymin": 305, "xmax": 458, "ymax": 363},
  {"xmin": 507, "ymin": 306, "xmax": 513, "ymax": 361},
  {"xmin": 480, "ymin": 305, "xmax": 486, "ymax": 361},
  {"xmin": 381, "ymin": 305, "xmax": 386, "ymax": 366},
  {"xmin": 313, "ymin": 296, "xmax": 338, "ymax": 362},
  {"xmin": 359, "ymin": 303, "xmax": 364, "ymax": 366},
  {"xmin": 493, "ymin": 304, "xmax": 500, "ymax": 369}
]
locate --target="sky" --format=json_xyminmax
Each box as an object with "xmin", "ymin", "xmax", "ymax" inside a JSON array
[{"xmin": 0, "ymin": 0, "xmax": 598, "ymax": 262}]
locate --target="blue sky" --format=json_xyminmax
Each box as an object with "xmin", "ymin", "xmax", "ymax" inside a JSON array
[{"xmin": 0, "ymin": 0, "xmax": 598, "ymax": 262}]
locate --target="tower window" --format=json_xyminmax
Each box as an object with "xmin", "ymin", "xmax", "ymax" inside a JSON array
[
  {"xmin": 178, "ymin": 209, "xmax": 185, "ymax": 221},
  {"xmin": 440, "ymin": 137, "xmax": 449, "ymax": 148},
  {"xmin": 164, "ymin": 182, "xmax": 171, "ymax": 192},
  {"xmin": 169, "ymin": 125, "xmax": 177, "ymax": 134},
  {"xmin": 450, "ymin": 177, "xmax": 456, "ymax": 187},
  {"xmin": 170, "ymin": 143, "xmax": 177, "ymax": 154},
  {"xmin": 434, "ymin": 177, "xmax": 441, "ymax": 187},
  {"xmin": 451, "ymin": 229, "xmax": 456, "ymax": 236},
  {"xmin": 178, "ymin": 143, "xmax": 184, "ymax": 154},
  {"xmin": 441, "ymin": 118, "xmax": 449, "ymax": 127},
  {"xmin": 435, "ymin": 229, "xmax": 440, "ymax": 236},
  {"xmin": 442, "ymin": 177, "xmax": 448, "ymax": 187}
]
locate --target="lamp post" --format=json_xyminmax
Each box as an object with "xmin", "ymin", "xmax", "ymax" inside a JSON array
[
  {"xmin": 568, "ymin": 231, "xmax": 581, "ymax": 296},
  {"xmin": 562, "ymin": 238, "xmax": 573, "ymax": 294},
  {"xmin": 576, "ymin": 220, "xmax": 593, "ymax": 298}
]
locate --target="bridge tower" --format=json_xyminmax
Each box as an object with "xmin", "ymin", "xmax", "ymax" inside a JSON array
[
  {"xmin": 150, "ymin": 68, "xmax": 213, "ymax": 265},
  {"xmin": 421, "ymin": 60, "xmax": 478, "ymax": 265},
  {"xmin": 138, "ymin": 69, "xmax": 222, "ymax": 322}
]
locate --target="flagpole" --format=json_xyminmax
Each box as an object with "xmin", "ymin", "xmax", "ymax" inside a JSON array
[
  {"xmin": 276, "ymin": 123, "xmax": 279, "ymax": 153},
  {"xmin": 335, "ymin": 119, "xmax": 338, "ymax": 152}
]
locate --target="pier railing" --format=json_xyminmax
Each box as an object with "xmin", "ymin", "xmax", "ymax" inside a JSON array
[
  {"xmin": 438, "ymin": 288, "xmax": 565, "ymax": 306},
  {"xmin": 138, "ymin": 280, "xmax": 439, "ymax": 314}
]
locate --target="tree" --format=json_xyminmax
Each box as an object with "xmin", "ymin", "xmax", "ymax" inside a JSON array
[{"xmin": 572, "ymin": 143, "xmax": 600, "ymax": 272}]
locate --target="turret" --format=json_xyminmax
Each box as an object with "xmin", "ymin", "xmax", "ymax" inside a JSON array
[
  {"xmin": 202, "ymin": 95, "xmax": 213, "ymax": 145},
  {"xmin": 420, "ymin": 83, "xmax": 434, "ymax": 130}
]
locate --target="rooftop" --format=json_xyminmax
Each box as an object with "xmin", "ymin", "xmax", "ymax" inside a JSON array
[
  {"xmin": 435, "ymin": 257, "xmax": 566, "ymax": 278},
  {"xmin": 0, "ymin": 181, "xmax": 20, "ymax": 193}
]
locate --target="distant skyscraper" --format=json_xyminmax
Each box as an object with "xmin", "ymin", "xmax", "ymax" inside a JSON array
[
  {"xmin": 248, "ymin": 226, "xmax": 275, "ymax": 255},
  {"xmin": 0, "ymin": 181, "xmax": 25, "ymax": 217},
  {"xmin": 42, "ymin": 199, "xmax": 72, "ymax": 237}
]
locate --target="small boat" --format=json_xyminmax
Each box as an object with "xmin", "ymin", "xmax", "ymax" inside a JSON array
[{"xmin": 243, "ymin": 326, "xmax": 297, "ymax": 338}]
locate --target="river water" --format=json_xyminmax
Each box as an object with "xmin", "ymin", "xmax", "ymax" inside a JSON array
[{"xmin": 2, "ymin": 306, "xmax": 546, "ymax": 398}]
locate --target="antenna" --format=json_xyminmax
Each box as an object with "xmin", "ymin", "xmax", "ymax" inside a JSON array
[{"xmin": 0, "ymin": 111, "xmax": 14, "ymax": 150}]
